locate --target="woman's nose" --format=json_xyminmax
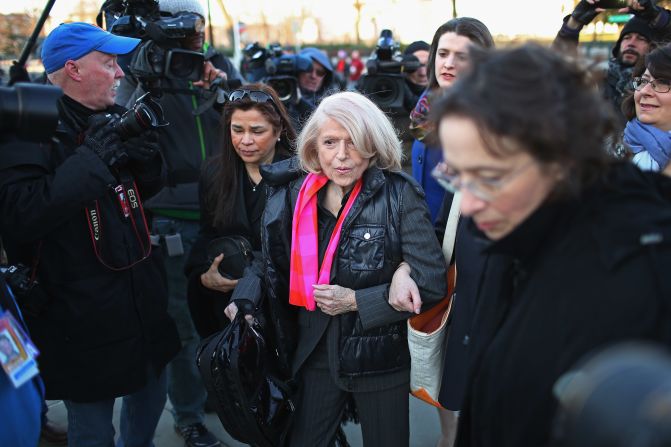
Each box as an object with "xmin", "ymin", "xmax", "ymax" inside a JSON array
[
  {"xmin": 459, "ymin": 189, "xmax": 487, "ymax": 216},
  {"xmin": 241, "ymin": 133, "xmax": 254, "ymax": 144},
  {"xmin": 335, "ymin": 141, "xmax": 348, "ymax": 159}
]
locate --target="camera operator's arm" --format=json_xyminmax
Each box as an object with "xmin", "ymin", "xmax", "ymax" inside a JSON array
[
  {"xmin": 192, "ymin": 61, "xmax": 227, "ymax": 89},
  {"xmin": 123, "ymin": 129, "xmax": 165, "ymax": 200},
  {"xmin": 552, "ymin": 0, "xmax": 601, "ymax": 56},
  {"xmin": 0, "ymin": 118, "xmax": 123, "ymax": 242},
  {"xmin": 627, "ymin": 0, "xmax": 671, "ymax": 41}
]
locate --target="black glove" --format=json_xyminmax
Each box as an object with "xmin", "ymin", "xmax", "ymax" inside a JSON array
[
  {"xmin": 571, "ymin": 0, "xmax": 599, "ymax": 25},
  {"xmin": 124, "ymin": 129, "xmax": 160, "ymax": 163},
  {"xmin": 8, "ymin": 62, "xmax": 30, "ymax": 86},
  {"xmin": 631, "ymin": 0, "xmax": 662, "ymax": 23},
  {"xmin": 83, "ymin": 114, "xmax": 126, "ymax": 167}
]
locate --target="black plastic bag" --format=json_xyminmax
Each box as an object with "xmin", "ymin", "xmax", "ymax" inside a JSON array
[{"xmin": 196, "ymin": 313, "xmax": 295, "ymax": 447}]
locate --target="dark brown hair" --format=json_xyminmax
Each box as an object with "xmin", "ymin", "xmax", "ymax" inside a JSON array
[
  {"xmin": 427, "ymin": 17, "xmax": 495, "ymax": 91},
  {"xmin": 433, "ymin": 44, "xmax": 617, "ymax": 198},
  {"xmin": 208, "ymin": 83, "xmax": 296, "ymax": 227}
]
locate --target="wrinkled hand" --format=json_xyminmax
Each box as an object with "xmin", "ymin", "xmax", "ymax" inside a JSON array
[
  {"xmin": 223, "ymin": 301, "xmax": 255, "ymax": 324},
  {"xmin": 83, "ymin": 114, "xmax": 126, "ymax": 167},
  {"xmin": 192, "ymin": 61, "xmax": 227, "ymax": 89},
  {"xmin": 313, "ymin": 284, "xmax": 357, "ymax": 316},
  {"xmin": 200, "ymin": 254, "xmax": 239, "ymax": 293},
  {"xmin": 571, "ymin": 0, "xmax": 600, "ymax": 25},
  {"xmin": 628, "ymin": 0, "xmax": 662, "ymax": 23},
  {"xmin": 125, "ymin": 129, "xmax": 160, "ymax": 163},
  {"xmin": 388, "ymin": 262, "xmax": 422, "ymax": 314}
]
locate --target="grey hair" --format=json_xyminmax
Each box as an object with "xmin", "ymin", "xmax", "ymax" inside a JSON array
[{"xmin": 297, "ymin": 91, "xmax": 402, "ymax": 173}]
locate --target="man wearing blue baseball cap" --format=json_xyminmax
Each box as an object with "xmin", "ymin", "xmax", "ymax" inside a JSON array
[{"xmin": 0, "ymin": 21, "xmax": 180, "ymax": 447}]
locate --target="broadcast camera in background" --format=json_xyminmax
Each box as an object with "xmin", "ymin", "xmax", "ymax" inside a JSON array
[
  {"xmin": 357, "ymin": 29, "xmax": 421, "ymax": 117},
  {"xmin": 101, "ymin": 0, "xmax": 205, "ymax": 86},
  {"xmin": 241, "ymin": 41, "xmax": 313, "ymax": 105},
  {"xmin": 100, "ymin": 0, "xmax": 240, "ymax": 116}
]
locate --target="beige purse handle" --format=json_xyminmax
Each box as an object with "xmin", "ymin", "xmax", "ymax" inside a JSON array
[{"xmin": 442, "ymin": 192, "xmax": 461, "ymax": 264}]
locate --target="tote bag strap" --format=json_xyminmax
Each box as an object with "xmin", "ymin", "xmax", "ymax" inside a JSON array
[{"xmin": 442, "ymin": 192, "xmax": 461, "ymax": 265}]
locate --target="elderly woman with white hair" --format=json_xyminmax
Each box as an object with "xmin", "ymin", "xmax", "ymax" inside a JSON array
[{"xmin": 225, "ymin": 91, "xmax": 446, "ymax": 446}]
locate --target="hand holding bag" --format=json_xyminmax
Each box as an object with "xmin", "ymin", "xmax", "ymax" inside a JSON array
[
  {"xmin": 408, "ymin": 192, "xmax": 461, "ymax": 408},
  {"xmin": 206, "ymin": 235, "xmax": 254, "ymax": 279}
]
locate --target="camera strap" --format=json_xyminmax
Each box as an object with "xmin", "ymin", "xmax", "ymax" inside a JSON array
[{"xmin": 84, "ymin": 177, "xmax": 152, "ymax": 271}]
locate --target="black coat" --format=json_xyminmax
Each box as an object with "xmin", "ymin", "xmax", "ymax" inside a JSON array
[
  {"xmin": 0, "ymin": 97, "xmax": 180, "ymax": 402},
  {"xmin": 184, "ymin": 150, "xmax": 291, "ymax": 337},
  {"xmin": 455, "ymin": 163, "xmax": 671, "ymax": 447},
  {"xmin": 433, "ymin": 194, "xmax": 513, "ymax": 411},
  {"xmin": 232, "ymin": 158, "xmax": 447, "ymax": 390}
]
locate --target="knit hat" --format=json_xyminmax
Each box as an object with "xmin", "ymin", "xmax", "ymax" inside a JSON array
[
  {"xmin": 404, "ymin": 40, "xmax": 430, "ymax": 56},
  {"xmin": 612, "ymin": 16, "xmax": 653, "ymax": 58},
  {"xmin": 158, "ymin": 0, "xmax": 205, "ymax": 18}
]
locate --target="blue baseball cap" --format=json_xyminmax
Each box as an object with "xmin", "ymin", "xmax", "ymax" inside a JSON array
[{"xmin": 41, "ymin": 22, "xmax": 140, "ymax": 74}]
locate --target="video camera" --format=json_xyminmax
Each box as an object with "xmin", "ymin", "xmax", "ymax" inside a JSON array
[
  {"xmin": 241, "ymin": 42, "xmax": 313, "ymax": 104},
  {"xmin": 101, "ymin": 0, "xmax": 205, "ymax": 84},
  {"xmin": 357, "ymin": 29, "xmax": 421, "ymax": 116},
  {"xmin": 0, "ymin": 83, "xmax": 62, "ymax": 143}
]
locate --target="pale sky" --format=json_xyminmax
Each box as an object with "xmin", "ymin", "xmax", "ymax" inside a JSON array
[{"xmin": 0, "ymin": 0, "xmax": 593, "ymax": 41}]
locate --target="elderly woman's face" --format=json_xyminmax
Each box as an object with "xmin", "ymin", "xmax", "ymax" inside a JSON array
[
  {"xmin": 317, "ymin": 118, "xmax": 370, "ymax": 192},
  {"xmin": 438, "ymin": 115, "xmax": 560, "ymax": 240}
]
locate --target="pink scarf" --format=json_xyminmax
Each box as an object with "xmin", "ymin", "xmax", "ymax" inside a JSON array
[{"xmin": 289, "ymin": 173, "xmax": 363, "ymax": 311}]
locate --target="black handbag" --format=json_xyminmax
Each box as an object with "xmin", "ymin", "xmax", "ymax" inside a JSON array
[
  {"xmin": 196, "ymin": 313, "xmax": 296, "ymax": 447},
  {"xmin": 206, "ymin": 235, "xmax": 253, "ymax": 279}
]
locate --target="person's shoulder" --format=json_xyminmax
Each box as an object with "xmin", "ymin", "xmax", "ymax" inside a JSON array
[
  {"xmin": 385, "ymin": 169, "xmax": 425, "ymax": 198},
  {"xmin": 260, "ymin": 156, "xmax": 303, "ymax": 187}
]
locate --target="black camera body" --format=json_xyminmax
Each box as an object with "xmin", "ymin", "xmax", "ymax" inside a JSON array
[
  {"xmin": 103, "ymin": 0, "xmax": 205, "ymax": 83},
  {"xmin": 1, "ymin": 264, "xmax": 49, "ymax": 316},
  {"xmin": 358, "ymin": 29, "xmax": 419, "ymax": 117}
]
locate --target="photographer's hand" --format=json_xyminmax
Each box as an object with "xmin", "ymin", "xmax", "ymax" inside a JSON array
[
  {"xmin": 567, "ymin": 0, "xmax": 601, "ymax": 29},
  {"xmin": 628, "ymin": 0, "xmax": 663, "ymax": 24},
  {"xmin": 193, "ymin": 61, "xmax": 227, "ymax": 89},
  {"xmin": 83, "ymin": 114, "xmax": 126, "ymax": 168},
  {"xmin": 125, "ymin": 129, "xmax": 160, "ymax": 163}
]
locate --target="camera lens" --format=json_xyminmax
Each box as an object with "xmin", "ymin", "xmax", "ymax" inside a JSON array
[{"xmin": 113, "ymin": 95, "xmax": 165, "ymax": 140}]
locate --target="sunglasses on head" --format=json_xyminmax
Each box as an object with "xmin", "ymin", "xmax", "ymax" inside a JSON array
[{"xmin": 228, "ymin": 89, "xmax": 281, "ymax": 114}]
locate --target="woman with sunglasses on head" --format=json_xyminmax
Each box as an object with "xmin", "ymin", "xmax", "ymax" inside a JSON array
[
  {"xmin": 410, "ymin": 17, "xmax": 495, "ymax": 223},
  {"xmin": 431, "ymin": 43, "xmax": 671, "ymax": 447},
  {"xmin": 184, "ymin": 83, "xmax": 295, "ymax": 337},
  {"xmin": 622, "ymin": 43, "xmax": 671, "ymax": 177},
  {"xmin": 225, "ymin": 91, "xmax": 447, "ymax": 446}
]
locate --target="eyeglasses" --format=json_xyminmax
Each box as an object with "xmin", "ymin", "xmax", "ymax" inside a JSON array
[
  {"xmin": 632, "ymin": 77, "xmax": 671, "ymax": 93},
  {"xmin": 228, "ymin": 89, "xmax": 281, "ymax": 114},
  {"xmin": 431, "ymin": 160, "xmax": 535, "ymax": 201}
]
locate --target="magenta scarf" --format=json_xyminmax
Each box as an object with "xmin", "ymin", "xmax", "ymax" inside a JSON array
[{"xmin": 289, "ymin": 173, "xmax": 363, "ymax": 311}]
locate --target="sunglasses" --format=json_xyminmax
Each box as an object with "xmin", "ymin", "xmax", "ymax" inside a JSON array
[
  {"xmin": 228, "ymin": 89, "xmax": 281, "ymax": 114},
  {"xmin": 308, "ymin": 66, "xmax": 327, "ymax": 77}
]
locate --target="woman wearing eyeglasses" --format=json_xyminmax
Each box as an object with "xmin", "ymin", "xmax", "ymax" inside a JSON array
[
  {"xmin": 225, "ymin": 91, "xmax": 447, "ymax": 446},
  {"xmin": 622, "ymin": 43, "xmax": 671, "ymax": 177},
  {"xmin": 184, "ymin": 83, "xmax": 296, "ymax": 337},
  {"xmin": 432, "ymin": 44, "xmax": 671, "ymax": 447}
]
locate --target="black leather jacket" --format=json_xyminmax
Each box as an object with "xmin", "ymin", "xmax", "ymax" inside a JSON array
[{"xmin": 233, "ymin": 158, "xmax": 446, "ymax": 385}]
